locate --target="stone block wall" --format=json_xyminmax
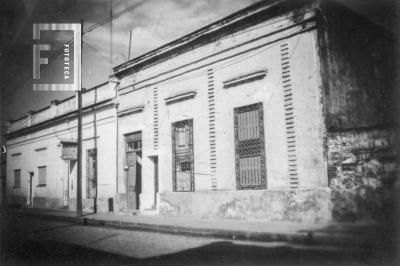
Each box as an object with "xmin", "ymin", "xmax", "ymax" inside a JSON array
[{"xmin": 327, "ymin": 127, "xmax": 399, "ymax": 222}]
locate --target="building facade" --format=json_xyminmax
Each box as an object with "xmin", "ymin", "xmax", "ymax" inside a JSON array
[
  {"xmin": 6, "ymin": 83, "xmax": 117, "ymax": 212},
  {"xmin": 6, "ymin": 0, "xmax": 398, "ymax": 224}
]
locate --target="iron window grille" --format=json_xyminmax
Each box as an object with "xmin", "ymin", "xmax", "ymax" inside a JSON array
[
  {"xmin": 234, "ymin": 102, "xmax": 267, "ymax": 189},
  {"xmin": 172, "ymin": 119, "xmax": 194, "ymax": 192}
]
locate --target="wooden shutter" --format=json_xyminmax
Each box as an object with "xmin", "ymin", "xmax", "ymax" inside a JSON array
[
  {"xmin": 38, "ymin": 166, "xmax": 47, "ymax": 185},
  {"xmin": 234, "ymin": 103, "xmax": 266, "ymax": 189},
  {"xmin": 14, "ymin": 169, "xmax": 21, "ymax": 187}
]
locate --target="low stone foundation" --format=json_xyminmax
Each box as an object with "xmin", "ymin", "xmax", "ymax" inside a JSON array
[
  {"xmin": 7, "ymin": 196, "xmax": 28, "ymax": 207},
  {"xmin": 7, "ymin": 196, "xmax": 62, "ymax": 209},
  {"xmin": 68, "ymin": 198, "xmax": 114, "ymax": 212},
  {"xmin": 34, "ymin": 197, "xmax": 62, "ymax": 209},
  {"xmin": 7, "ymin": 196, "xmax": 114, "ymax": 212},
  {"xmin": 115, "ymin": 193, "xmax": 126, "ymax": 212},
  {"xmin": 159, "ymin": 188, "xmax": 332, "ymax": 224}
]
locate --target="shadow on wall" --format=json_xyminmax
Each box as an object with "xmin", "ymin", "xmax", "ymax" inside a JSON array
[
  {"xmin": 330, "ymin": 158, "xmax": 399, "ymax": 223},
  {"xmin": 327, "ymin": 128, "xmax": 399, "ymax": 223}
]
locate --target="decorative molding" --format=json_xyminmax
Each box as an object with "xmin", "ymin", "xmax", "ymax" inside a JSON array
[
  {"xmin": 117, "ymin": 105, "xmax": 145, "ymax": 117},
  {"xmin": 153, "ymin": 87, "xmax": 159, "ymax": 150},
  {"xmin": 7, "ymin": 99, "xmax": 114, "ymax": 140},
  {"xmin": 11, "ymin": 152, "xmax": 21, "ymax": 157},
  {"xmin": 223, "ymin": 70, "xmax": 267, "ymax": 89},
  {"xmin": 164, "ymin": 91, "xmax": 197, "ymax": 105},
  {"xmin": 280, "ymin": 42, "xmax": 299, "ymax": 189},
  {"xmin": 34, "ymin": 147, "xmax": 47, "ymax": 152},
  {"xmin": 207, "ymin": 69, "xmax": 217, "ymax": 190}
]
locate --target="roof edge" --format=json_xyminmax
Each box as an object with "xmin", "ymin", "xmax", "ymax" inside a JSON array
[{"xmin": 113, "ymin": 0, "xmax": 307, "ymax": 76}]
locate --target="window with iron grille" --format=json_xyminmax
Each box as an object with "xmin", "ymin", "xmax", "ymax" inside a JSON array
[
  {"xmin": 234, "ymin": 103, "xmax": 266, "ymax": 189},
  {"xmin": 172, "ymin": 119, "xmax": 194, "ymax": 192},
  {"xmin": 38, "ymin": 166, "xmax": 47, "ymax": 186},
  {"xmin": 14, "ymin": 169, "xmax": 21, "ymax": 187}
]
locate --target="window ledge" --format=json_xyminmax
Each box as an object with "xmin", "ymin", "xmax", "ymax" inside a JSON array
[
  {"xmin": 12, "ymin": 185, "xmax": 21, "ymax": 189},
  {"xmin": 165, "ymin": 91, "xmax": 197, "ymax": 105},
  {"xmin": 118, "ymin": 105, "xmax": 145, "ymax": 117},
  {"xmin": 223, "ymin": 70, "xmax": 268, "ymax": 89},
  {"xmin": 36, "ymin": 184, "xmax": 47, "ymax": 187}
]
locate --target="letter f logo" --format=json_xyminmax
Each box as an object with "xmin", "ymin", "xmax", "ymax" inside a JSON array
[
  {"xmin": 33, "ymin": 24, "xmax": 51, "ymax": 80},
  {"xmin": 31, "ymin": 23, "xmax": 81, "ymax": 91}
]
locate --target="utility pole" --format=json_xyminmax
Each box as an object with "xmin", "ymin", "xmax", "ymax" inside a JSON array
[
  {"xmin": 109, "ymin": 0, "xmax": 113, "ymax": 75},
  {"xmin": 76, "ymin": 20, "xmax": 84, "ymax": 217},
  {"xmin": 77, "ymin": 88, "xmax": 82, "ymax": 217},
  {"xmin": 128, "ymin": 29, "xmax": 132, "ymax": 60}
]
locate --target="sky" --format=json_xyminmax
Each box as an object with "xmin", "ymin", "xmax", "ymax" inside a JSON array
[
  {"xmin": 0, "ymin": 0, "xmax": 398, "ymax": 125},
  {"xmin": 0, "ymin": 0, "xmax": 264, "ymax": 124}
]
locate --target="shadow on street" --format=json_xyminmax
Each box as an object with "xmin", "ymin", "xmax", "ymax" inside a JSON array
[
  {"xmin": 1, "ymin": 213, "xmax": 398, "ymax": 266},
  {"xmin": 1, "ymin": 237, "xmax": 397, "ymax": 266}
]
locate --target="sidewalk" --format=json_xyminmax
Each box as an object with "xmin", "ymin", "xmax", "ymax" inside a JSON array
[{"xmin": 7, "ymin": 207, "xmax": 383, "ymax": 248}]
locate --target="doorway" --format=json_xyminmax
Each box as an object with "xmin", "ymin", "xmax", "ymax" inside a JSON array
[
  {"xmin": 29, "ymin": 172, "xmax": 34, "ymax": 206},
  {"xmin": 125, "ymin": 132, "xmax": 142, "ymax": 210},
  {"xmin": 149, "ymin": 156, "xmax": 158, "ymax": 209},
  {"xmin": 63, "ymin": 160, "xmax": 76, "ymax": 208},
  {"xmin": 86, "ymin": 148, "xmax": 97, "ymax": 199}
]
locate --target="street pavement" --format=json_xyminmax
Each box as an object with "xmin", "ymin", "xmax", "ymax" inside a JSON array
[{"xmin": 1, "ymin": 213, "xmax": 397, "ymax": 266}]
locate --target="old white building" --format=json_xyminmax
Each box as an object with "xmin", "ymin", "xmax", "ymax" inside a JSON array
[
  {"xmin": 113, "ymin": 1, "xmax": 331, "ymax": 223},
  {"xmin": 6, "ymin": 0, "xmax": 397, "ymax": 224},
  {"xmin": 6, "ymin": 83, "xmax": 117, "ymax": 212}
]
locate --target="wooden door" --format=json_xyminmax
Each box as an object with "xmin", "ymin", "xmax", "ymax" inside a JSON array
[
  {"xmin": 63, "ymin": 164, "xmax": 68, "ymax": 207},
  {"xmin": 126, "ymin": 151, "xmax": 137, "ymax": 210},
  {"xmin": 86, "ymin": 149, "xmax": 97, "ymax": 199},
  {"xmin": 29, "ymin": 172, "xmax": 33, "ymax": 206},
  {"xmin": 125, "ymin": 132, "xmax": 142, "ymax": 210}
]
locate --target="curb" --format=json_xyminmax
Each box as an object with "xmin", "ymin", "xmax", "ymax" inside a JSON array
[{"xmin": 9, "ymin": 210, "xmax": 372, "ymax": 247}]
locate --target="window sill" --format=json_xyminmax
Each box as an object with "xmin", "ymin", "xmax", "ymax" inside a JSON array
[
  {"xmin": 12, "ymin": 186, "xmax": 21, "ymax": 189},
  {"xmin": 36, "ymin": 184, "xmax": 47, "ymax": 187}
]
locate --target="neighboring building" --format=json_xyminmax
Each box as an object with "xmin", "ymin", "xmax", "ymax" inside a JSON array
[
  {"xmin": 1, "ymin": 123, "xmax": 6, "ymax": 209},
  {"xmin": 6, "ymin": 83, "xmax": 117, "ymax": 212},
  {"xmin": 6, "ymin": 0, "xmax": 398, "ymax": 223}
]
